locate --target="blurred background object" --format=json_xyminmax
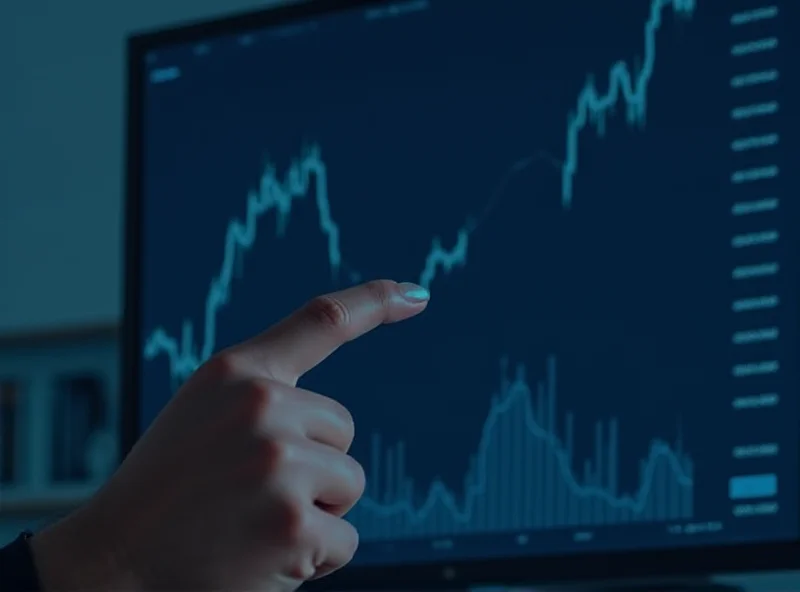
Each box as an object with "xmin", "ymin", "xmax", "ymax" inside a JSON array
[
  {"xmin": 0, "ymin": 325, "xmax": 118, "ymax": 541},
  {"xmin": 0, "ymin": 0, "xmax": 286, "ymax": 542}
]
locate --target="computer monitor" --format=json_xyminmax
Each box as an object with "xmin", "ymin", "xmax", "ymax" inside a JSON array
[{"xmin": 122, "ymin": 0, "xmax": 799, "ymax": 589}]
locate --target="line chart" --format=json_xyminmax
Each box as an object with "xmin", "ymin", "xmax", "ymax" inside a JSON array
[
  {"xmin": 348, "ymin": 356, "xmax": 694, "ymax": 539},
  {"xmin": 143, "ymin": 0, "xmax": 698, "ymax": 381}
]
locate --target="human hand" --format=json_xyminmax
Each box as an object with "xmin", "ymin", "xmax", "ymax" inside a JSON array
[{"xmin": 30, "ymin": 280, "xmax": 431, "ymax": 592}]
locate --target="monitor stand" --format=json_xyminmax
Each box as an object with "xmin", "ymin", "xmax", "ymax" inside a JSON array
[{"xmin": 534, "ymin": 576, "xmax": 744, "ymax": 592}]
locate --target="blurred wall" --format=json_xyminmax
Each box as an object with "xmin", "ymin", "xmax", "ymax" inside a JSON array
[{"xmin": 0, "ymin": 0, "xmax": 290, "ymax": 334}]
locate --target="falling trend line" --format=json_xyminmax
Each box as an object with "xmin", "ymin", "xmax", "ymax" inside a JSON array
[
  {"xmin": 144, "ymin": 0, "xmax": 697, "ymax": 381},
  {"xmin": 348, "ymin": 357, "xmax": 693, "ymax": 537}
]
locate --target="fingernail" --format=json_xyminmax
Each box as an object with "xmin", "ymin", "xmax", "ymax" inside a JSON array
[{"xmin": 399, "ymin": 282, "xmax": 430, "ymax": 303}]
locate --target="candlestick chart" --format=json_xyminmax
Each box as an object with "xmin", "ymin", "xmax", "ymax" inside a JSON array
[
  {"xmin": 143, "ymin": 0, "xmax": 697, "ymax": 381},
  {"xmin": 136, "ymin": 0, "xmax": 796, "ymax": 566}
]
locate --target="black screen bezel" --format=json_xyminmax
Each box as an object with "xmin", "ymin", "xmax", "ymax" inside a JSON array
[{"xmin": 121, "ymin": 1, "xmax": 800, "ymax": 589}]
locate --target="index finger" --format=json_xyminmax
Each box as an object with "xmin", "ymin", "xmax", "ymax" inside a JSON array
[{"xmin": 240, "ymin": 280, "xmax": 430, "ymax": 385}]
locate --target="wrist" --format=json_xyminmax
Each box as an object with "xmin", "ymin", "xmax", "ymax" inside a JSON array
[{"xmin": 29, "ymin": 499, "xmax": 141, "ymax": 592}]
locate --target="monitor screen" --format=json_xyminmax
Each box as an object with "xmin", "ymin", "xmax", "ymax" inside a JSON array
[{"xmin": 131, "ymin": 0, "xmax": 798, "ymax": 575}]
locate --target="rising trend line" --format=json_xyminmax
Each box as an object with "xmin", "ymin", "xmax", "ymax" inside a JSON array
[
  {"xmin": 562, "ymin": 0, "xmax": 696, "ymax": 207},
  {"xmin": 144, "ymin": 0, "xmax": 697, "ymax": 380},
  {"xmin": 350, "ymin": 356, "xmax": 693, "ymax": 536}
]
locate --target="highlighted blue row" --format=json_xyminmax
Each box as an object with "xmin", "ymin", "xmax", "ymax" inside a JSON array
[{"xmin": 729, "ymin": 474, "xmax": 778, "ymax": 500}]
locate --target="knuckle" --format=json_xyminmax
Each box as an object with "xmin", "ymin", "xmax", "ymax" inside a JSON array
[
  {"xmin": 243, "ymin": 378, "xmax": 281, "ymax": 413},
  {"xmin": 364, "ymin": 280, "xmax": 393, "ymax": 303},
  {"xmin": 341, "ymin": 520, "xmax": 360, "ymax": 563},
  {"xmin": 348, "ymin": 522, "xmax": 360, "ymax": 557},
  {"xmin": 237, "ymin": 379, "xmax": 282, "ymax": 428},
  {"xmin": 363, "ymin": 279, "xmax": 392, "ymax": 308},
  {"xmin": 333, "ymin": 400, "xmax": 355, "ymax": 438},
  {"xmin": 347, "ymin": 456, "xmax": 367, "ymax": 499},
  {"xmin": 202, "ymin": 351, "xmax": 238, "ymax": 380},
  {"xmin": 273, "ymin": 495, "xmax": 310, "ymax": 545},
  {"xmin": 304, "ymin": 294, "xmax": 350, "ymax": 330},
  {"xmin": 314, "ymin": 393, "xmax": 355, "ymax": 451},
  {"xmin": 254, "ymin": 436, "xmax": 293, "ymax": 477}
]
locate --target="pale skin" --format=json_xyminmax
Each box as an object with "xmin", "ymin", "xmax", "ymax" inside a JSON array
[{"xmin": 29, "ymin": 279, "xmax": 431, "ymax": 591}]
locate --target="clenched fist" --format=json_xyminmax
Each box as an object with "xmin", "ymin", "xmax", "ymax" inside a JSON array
[{"xmin": 30, "ymin": 280, "xmax": 431, "ymax": 591}]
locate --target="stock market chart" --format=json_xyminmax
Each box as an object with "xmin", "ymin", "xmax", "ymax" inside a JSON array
[{"xmin": 137, "ymin": 0, "xmax": 798, "ymax": 566}]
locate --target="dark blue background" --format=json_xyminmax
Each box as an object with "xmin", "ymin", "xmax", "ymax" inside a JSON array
[{"xmin": 137, "ymin": 0, "xmax": 798, "ymax": 566}]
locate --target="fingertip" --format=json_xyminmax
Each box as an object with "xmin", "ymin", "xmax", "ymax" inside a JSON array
[
  {"xmin": 397, "ymin": 282, "xmax": 431, "ymax": 304},
  {"xmin": 385, "ymin": 281, "xmax": 430, "ymax": 322}
]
